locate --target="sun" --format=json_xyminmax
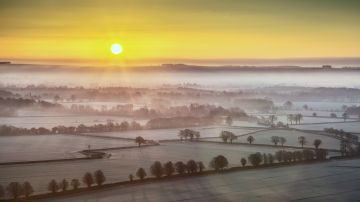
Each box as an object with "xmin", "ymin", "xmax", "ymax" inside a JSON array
[{"xmin": 111, "ymin": 43, "xmax": 123, "ymax": 55}]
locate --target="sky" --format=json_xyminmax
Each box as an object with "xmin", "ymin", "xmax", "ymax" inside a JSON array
[{"xmin": 0, "ymin": 0, "xmax": 360, "ymax": 66}]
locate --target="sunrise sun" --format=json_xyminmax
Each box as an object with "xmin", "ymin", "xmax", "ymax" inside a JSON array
[{"xmin": 111, "ymin": 43, "xmax": 123, "ymax": 55}]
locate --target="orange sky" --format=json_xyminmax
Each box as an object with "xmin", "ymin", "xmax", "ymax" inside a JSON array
[{"xmin": 1, "ymin": 0, "xmax": 360, "ymax": 66}]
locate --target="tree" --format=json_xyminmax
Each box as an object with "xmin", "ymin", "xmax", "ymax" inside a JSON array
[
  {"xmin": 313, "ymin": 139, "xmax": 322, "ymax": 149},
  {"xmin": 0, "ymin": 185, "xmax": 4, "ymax": 199},
  {"xmin": 287, "ymin": 114, "xmax": 295, "ymax": 124},
  {"xmin": 59, "ymin": 179, "xmax": 69, "ymax": 191},
  {"xmin": 150, "ymin": 161, "xmax": 163, "ymax": 178},
  {"xmin": 342, "ymin": 113, "xmax": 348, "ymax": 122},
  {"xmin": 220, "ymin": 131, "xmax": 229, "ymax": 143},
  {"xmin": 7, "ymin": 182, "xmax": 23, "ymax": 199},
  {"xmin": 269, "ymin": 115, "xmax": 277, "ymax": 124},
  {"xmin": 197, "ymin": 161, "xmax": 205, "ymax": 173},
  {"xmin": 303, "ymin": 104, "xmax": 308, "ymax": 110},
  {"xmin": 135, "ymin": 136, "xmax": 146, "ymax": 147},
  {"xmin": 303, "ymin": 149, "xmax": 315, "ymax": 160},
  {"xmin": 163, "ymin": 161, "xmax": 175, "ymax": 177},
  {"xmin": 48, "ymin": 179, "xmax": 59, "ymax": 194},
  {"xmin": 136, "ymin": 168, "xmax": 147, "ymax": 180},
  {"xmin": 94, "ymin": 170, "xmax": 106, "ymax": 186},
  {"xmin": 268, "ymin": 153, "xmax": 274, "ymax": 164},
  {"xmin": 247, "ymin": 135, "xmax": 255, "ymax": 144},
  {"xmin": 295, "ymin": 114, "xmax": 303, "ymax": 124},
  {"xmin": 298, "ymin": 136, "xmax": 306, "ymax": 148},
  {"xmin": 186, "ymin": 160, "xmax": 198, "ymax": 174},
  {"xmin": 275, "ymin": 150, "xmax": 284, "ymax": 162},
  {"xmin": 271, "ymin": 136, "xmax": 280, "ymax": 146},
  {"xmin": 248, "ymin": 152, "xmax": 262, "ymax": 166},
  {"xmin": 22, "ymin": 181, "xmax": 33, "ymax": 198},
  {"xmin": 330, "ymin": 113, "xmax": 337, "ymax": 118},
  {"xmin": 209, "ymin": 155, "xmax": 228, "ymax": 171},
  {"xmin": 279, "ymin": 137, "xmax": 286, "ymax": 146},
  {"xmin": 240, "ymin": 158, "xmax": 247, "ymax": 167},
  {"xmin": 129, "ymin": 174, "xmax": 134, "ymax": 182},
  {"xmin": 82, "ymin": 172, "xmax": 94, "ymax": 188},
  {"xmin": 284, "ymin": 101, "xmax": 293, "ymax": 110},
  {"xmin": 175, "ymin": 161, "xmax": 186, "ymax": 175},
  {"xmin": 225, "ymin": 116, "xmax": 233, "ymax": 126},
  {"xmin": 312, "ymin": 112, "xmax": 317, "ymax": 117},
  {"xmin": 71, "ymin": 179, "xmax": 80, "ymax": 190}
]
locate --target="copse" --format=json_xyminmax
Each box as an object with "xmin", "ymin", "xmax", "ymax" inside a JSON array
[
  {"xmin": 209, "ymin": 155, "xmax": 228, "ymax": 171},
  {"xmin": 150, "ymin": 161, "xmax": 163, "ymax": 178},
  {"xmin": 136, "ymin": 168, "xmax": 147, "ymax": 180}
]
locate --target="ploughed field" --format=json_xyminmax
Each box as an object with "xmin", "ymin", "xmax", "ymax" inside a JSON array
[
  {"xmin": 0, "ymin": 141, "xmax": 296, "ymax": 194},
  {"xmin": 43, "ymin": 158, "xmax": 360, "ymax": 202}
]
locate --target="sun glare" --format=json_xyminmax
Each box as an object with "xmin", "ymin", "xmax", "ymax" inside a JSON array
[{"xmin": 111, "ymin": 43, "xmax": 123, "ymax": 55}]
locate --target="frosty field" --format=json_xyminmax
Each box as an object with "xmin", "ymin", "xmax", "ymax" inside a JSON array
[
  {"xmin": 0, "ymin": 141, "xmax": 295, "ymax": 194},
  {"xmin": 42, "ymin": 158, "xmax": 360, "ymax": 202},
  {"xmin": 0, "ymin": 134, "xmax": 135, "ymax": 162},
  {"xmin": 86, "ymin": 126, "xmax": 262, "ymax": 141}
]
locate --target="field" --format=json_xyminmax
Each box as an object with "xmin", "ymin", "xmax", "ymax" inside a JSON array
[
  {"xmin": 42, "ymin": 158, "xmax": 360, "ymax": 202},
  {"xmin": 0, "ymin": 114, "xmax": 147, "ymax": 128},
  {"xmin": 86, "ymin": 126, "xmax": 262, "ymax": 140},
  {"xmin": 291, "ymin": 121, "xmax": 360, "ymax": 134},
  {"xmin": 0, "ymin": 134, "xmax": 136, "ymax": 162},
  {"xmin": 0, "ymin": 141, "xmax": 295, "ymax": 194}
]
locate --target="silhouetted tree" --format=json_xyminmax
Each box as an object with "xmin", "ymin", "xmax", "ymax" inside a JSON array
[
  {"xmin": 175, "ymin": 161, "xmax": 186, "ymax": 175},
  {"xmin": 150, "ymin": 161, "xmax": 163, "ymax": 178},
  {"xmin": 269, "ymin": 115, "xmax": 277, "ymax": 124},
  {"xmin": 247, "ymin": 135, "xmax": 255, "ymax": 144},
  {"xmin": 271, "ymin": 136, "xmax": 280, "ymax": 146},
  {"xmin": 71, "ymin": 179, "xmax": 80, "ymax": 190},
  {"xmin": 48, "ymin": 179, "xmax": 59, "ymax": 194},
  {"xmin": 129, "ymin": 174, "xmax": 134, "ymax": 182},
  {"xmin": 315, "ymin": 149, "xmax": 328, "ymax": 160},
  {"xmin": 186, "ymin": 160, "xmax": 198, "ymax": 174},
  {"xmin": 209, "ymin": 155, "xmax": 228, "ymax": 171},
  {"xmin": 248, "ymin": 152, "xmax": 262, "ymax": 166},
  {"xmin": 298, "ymin": 136, "xmax": 306, "ymax": 148},
  {"xmin": 135, "ymin": 136, "xmax": 146, "ymax": 147},
  {"xmin": 240, "ymin": 158, "xmax": 247, "ymax": 167},
  {"xmin": 197, "ymin": 161, "xmax": 205, "ymax": 173},
  {"xmin": 136, "ymin": 168, "xmax": 147, "ymax": 180},
  {"xmin": 59, "ymin": 179, "xmax": 69, "ymax": 191},
  {"xmin": 312, "ymin": 112, "xmax": 317, "ymax": 117},
  {"xmin": 163, "ymin": 161, "xmax": 175, "ymax": 177},
  {"xmin": 82, "ymin": 172, "xmax": 94, "ymax": 188},
  {"xmin": 279, "ymin": 137, "xmax": 286, "ymax": 146},
  {"xmin": 275, "ymin": 150, "xmax": 284, "ymax": 162},
  {"xmin": 330, "ymin": 113, "xmax": 337, "ymax": 118},
  {"xmin": 94, "ymin": 170, "xmax": 106, "ymax": 186},
  {"xmin": 7, "ymin": 182, "xmax": 23, "ymax": 199},
  {"xmin": 263, "ymin": 153, "xmax": 268, "ymax": 164},
  {"xmin": 313, "ymin": 139, "xmax": 322, "ymax": 149}
]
